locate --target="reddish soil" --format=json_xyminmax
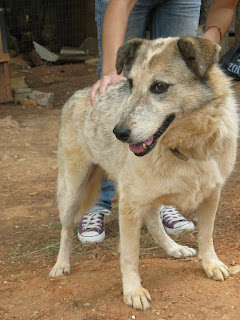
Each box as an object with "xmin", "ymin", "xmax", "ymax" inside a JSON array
[{"xmin": 0, "ymin": 60, "xmax": 240, "ymax": 320}]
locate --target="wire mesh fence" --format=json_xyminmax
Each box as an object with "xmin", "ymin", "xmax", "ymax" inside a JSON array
[{"xmin": 0, "ymin": 0, "xmax": 96, "ymax": 53}]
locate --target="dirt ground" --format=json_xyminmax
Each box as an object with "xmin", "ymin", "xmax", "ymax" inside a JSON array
[{"xmin": 1, "ymin": 59, "xmax": 240, "ymax": 320}]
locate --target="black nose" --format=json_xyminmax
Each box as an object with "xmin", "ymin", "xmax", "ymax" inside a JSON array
[{"xmin": 113, "ymin": 125, "xmax": 131, "ymax": 141}]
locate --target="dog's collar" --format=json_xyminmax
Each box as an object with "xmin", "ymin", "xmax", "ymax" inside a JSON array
[{"xmin": 170, "ymin": 148, "xmax": 189, "ymax": 161}]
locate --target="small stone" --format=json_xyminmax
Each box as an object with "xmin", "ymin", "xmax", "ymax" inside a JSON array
[
  {"xmin": 85, "ymin": 58, "xmax": 99, "ymax": 65},
  {"xmin": 83, "ymin": 302, "xmax": 91, "ymax": 307},
  {"xmin": 161, "ymin": 305, "xmax": 168, "ymax": 310},
  {"xmin": 13, "ymin": 90, "xmax": 31, "ymax": 103},
  {"xmin": 229, "ymin": 265, "xmax": 240, "ymax": 275},
  {"xmin": 19, "ymin": 98, "xmax": 37, "ymax": 107},
  {"xmin": 13, "ymin": 88, "xmax": 32, "ymax": 94},
  {"xmin": 29, "ymin": 90, "xmax": 54, "ymax": 108},
  {"xmin": 11, "ymin": 76, "xmax": 28, "ymax": 90},
  {"xmin": 73, "ymin": 301, "xmax": 78, "ymax": 308},
  {"xmin": 29, "ymin": 192, "xmax": 38, "ymax": 196}
]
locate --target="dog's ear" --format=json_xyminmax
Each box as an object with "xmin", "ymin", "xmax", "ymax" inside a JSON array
[
  {"xmin": 115, "ymin": 39, "xmax": 144, "ymax": 74},
  {"xmin": 177, "ymin": 37, "xmax": 221, "ymax": 78}
]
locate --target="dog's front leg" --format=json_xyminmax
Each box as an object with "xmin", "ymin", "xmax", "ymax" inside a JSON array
[
  {"xmin": 144, "ymin": 209, "xmax": 196, "ymax": 258},
  {"xmin": 119, "ymin": 203, "xmax": 151, "ymax": 310},
  {"xmin": 196, "ymin": 187, "xmax": 229, "ymax": 281}
]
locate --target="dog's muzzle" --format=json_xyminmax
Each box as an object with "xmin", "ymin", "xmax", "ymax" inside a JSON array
[{"xmin": 113, "ymin": 114, "xmax": 175, "ymax": 156}]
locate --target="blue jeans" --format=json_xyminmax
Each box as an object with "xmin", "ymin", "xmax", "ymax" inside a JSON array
[{"xmin": 94, "ymin": 0, "xmax": 201, "ymax": 211}]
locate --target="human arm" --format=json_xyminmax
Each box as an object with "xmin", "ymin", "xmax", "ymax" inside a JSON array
[
  {"xmin": 202, "ymin": 0, "xmax": 238, "ymax": 43},
  {"xmin": 90, "ymin": 0, "xmax": 137, "ymax": 105}
]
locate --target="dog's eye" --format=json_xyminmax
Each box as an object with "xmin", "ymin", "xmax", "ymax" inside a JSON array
[
  {"xmin": 150, "ymin": 82, "xmax": 169, "ymax": 94},
  {"xmin": 128, "ymin": 78, "xmax": 133, "ymax": 89}
]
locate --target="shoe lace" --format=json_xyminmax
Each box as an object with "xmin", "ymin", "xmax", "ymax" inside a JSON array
[
  {"xmin": 82, "ymin": 210, "xmax": 109, "ymax": 231},
  {"xmin": 160, "ymin": 206, "xmax": 186, "ymax": 224}
]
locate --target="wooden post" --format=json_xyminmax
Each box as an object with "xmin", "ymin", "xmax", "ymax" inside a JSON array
[
  {"xmin": 235, "ymin": 1, "xmax": 240, "ymax": 46},
  {"xmin": 0, "ymin": 8, "xmax": 12, "ymax": 103}
]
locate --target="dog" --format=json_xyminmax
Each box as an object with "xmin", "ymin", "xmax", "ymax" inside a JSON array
[{"xmin": 49, "ymin": 37, "xmax": 238, "ymax": 310}]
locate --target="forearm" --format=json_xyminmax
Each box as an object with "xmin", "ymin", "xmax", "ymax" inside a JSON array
[
  {"xmin": 203, "ymin": 0, "xmax": 238, "ymax": 43},
  {"xmin": 102, "ymin": 0, "xmax": 137, "ymax": 75}
]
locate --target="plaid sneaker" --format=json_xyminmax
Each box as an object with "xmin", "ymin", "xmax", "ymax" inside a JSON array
[
  {"xmin": 77, "ymin": 209, "xmax": 110, "ymax": 244},
  {"xmin": 160, "ymin": 205, "xmax": 195, "ymax": 235}
]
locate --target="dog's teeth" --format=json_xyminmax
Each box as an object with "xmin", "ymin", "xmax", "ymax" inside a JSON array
[{"xmin": 143, "ymin": 143, "xmax": 147, "ymax": 150}]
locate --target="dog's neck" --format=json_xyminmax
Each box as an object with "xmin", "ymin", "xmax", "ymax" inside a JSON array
[{"xmin": 170, "ymin": 148, "xmax": 189, "ymax": 161}]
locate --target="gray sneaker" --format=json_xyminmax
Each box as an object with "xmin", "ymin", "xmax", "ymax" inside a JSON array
[
  {"xmin": 77, "ymin": 209, "xmax": 110, "ymax": 243},
  {"xmin": 160, "ymin": 205, "xmax": 195, "ymax": 235}
]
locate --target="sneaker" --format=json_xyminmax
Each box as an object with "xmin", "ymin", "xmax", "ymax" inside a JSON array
[
  {"xmin": 160, "ymin": 205, "xmax": 195, "ymax": 235},
  {"xmin": 77, "ymin": 209, "xmax": 110, "ymax": 244}
]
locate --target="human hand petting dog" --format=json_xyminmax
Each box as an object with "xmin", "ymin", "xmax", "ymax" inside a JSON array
[{"xmin": 90, "ymin": 73, "xmax": 126, "ymax": 105}]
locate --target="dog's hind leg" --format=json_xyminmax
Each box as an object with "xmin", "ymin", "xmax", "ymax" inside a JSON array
[
  {"xmin": 144, "ymin": 209, "xmax": 196, "ymax": 258},
  {"xmin": 196, "ymin": 187, "xmax": 229, "ymax": 281},
  {"xmin": 49, "ymin": 158, "xmax": 102, "ymax": 277}
]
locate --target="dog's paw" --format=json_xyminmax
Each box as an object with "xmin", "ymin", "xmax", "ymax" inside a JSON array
[
  {"xmin": 124, "ymin": 287, "xmax": 151, "ymax": 310},
  {"xmin": 202, "ymin": 259, "xmax": 229, "ymax": 281},
  {"xmin": 167, "ymin": 244, "xmax": 197, "ymax": 259},
  {"xmin": 49, "ymin": 263, "xmax": 71, "ymax": 277}
]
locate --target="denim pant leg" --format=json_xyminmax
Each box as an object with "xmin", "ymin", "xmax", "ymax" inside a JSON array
[
  {"xmin": 124, "ymin": 1, "xmax": 153, "ymax": 41},
  {"xmin": 93, "ymin": 178, "xmax": 115, "ymax": 211},
  {"xmin": 95, "ymin": 0, "xmax": 152, "ymax": 77},
  {"xmin": 95, "ymin": 0, "xmax": 115, "ymax": 210},
  {"xmin": 95, "ymin": 0, "xmax": 109, "ymax": 79},
  {"xmin": 151, "ymin": 0, "xmax": 201, "ymax": 39}
]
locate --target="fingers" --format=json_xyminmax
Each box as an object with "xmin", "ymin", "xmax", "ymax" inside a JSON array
[
  {"xmin": 99, "ymin": 76, "xmax": 112, "ymax": 95},
  {"xmin": 90, "ymin": 74, "xmax": 126, "ymax": 106},
  {"xmin": 90, "ymin": 81, "xmax": 100, "ymax": 105}
]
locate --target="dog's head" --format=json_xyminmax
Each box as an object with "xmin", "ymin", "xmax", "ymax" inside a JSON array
[{"xmin": 113, "ymin": 37, "xmax": 221, "ymax": 156}]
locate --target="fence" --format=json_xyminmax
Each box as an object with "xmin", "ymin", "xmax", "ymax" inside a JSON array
[{"xmin": 0, "ymin": 0, "xmax": 96, "ymax": 53}]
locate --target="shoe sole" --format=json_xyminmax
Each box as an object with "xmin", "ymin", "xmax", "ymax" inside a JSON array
[
  {"xmin": 164, "ymin": 224, "xmax": 195, "ymax": 235},
  {"xmin": 77, "ymin": 231, "xmax": 105, "ymax": 244}
]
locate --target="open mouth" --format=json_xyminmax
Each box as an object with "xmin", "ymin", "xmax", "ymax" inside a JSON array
[{"xmin": 129, "ymin": 114, "xmax": 175, "ymax": 156}]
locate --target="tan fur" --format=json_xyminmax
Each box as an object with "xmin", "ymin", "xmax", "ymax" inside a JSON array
[{"xmin": 50, "ymin": 37, "xmax": 238, "ymax": 311}]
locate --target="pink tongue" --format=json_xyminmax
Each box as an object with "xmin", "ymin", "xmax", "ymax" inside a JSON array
[{"xmin": 129, "ymin": 135, "xmax": 154, "ymax": 154}]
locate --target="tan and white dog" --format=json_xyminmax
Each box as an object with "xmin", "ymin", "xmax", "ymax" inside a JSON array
[{"xmin": 50, "ymin": 37, "xmax": 238, "ymax": 310}]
